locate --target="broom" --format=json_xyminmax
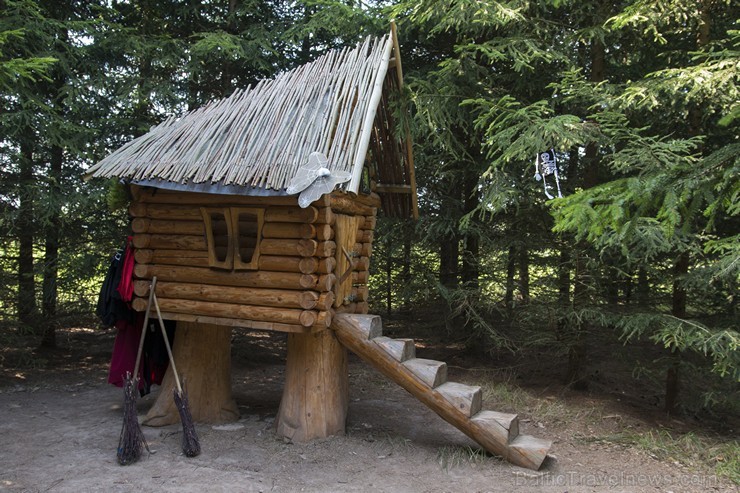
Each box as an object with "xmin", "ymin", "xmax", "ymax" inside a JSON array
[
  {"xmin": 116, "ymin": 277, "xmax": 155, "ymax": 465},
  {"xmin": 151, "ymin": 290, "xmax": 201, "ymax": 457}
]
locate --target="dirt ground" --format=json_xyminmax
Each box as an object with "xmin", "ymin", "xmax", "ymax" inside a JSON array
[{"xmin": 0, "ymin": 323, "xmax": 737, "ymax": 493}]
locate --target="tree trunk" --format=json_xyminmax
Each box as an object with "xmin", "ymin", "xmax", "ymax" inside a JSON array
[
  {"xmin": 461, "ymin": 171, "xmax": 480, "ymax": 289},
  {"xmin": 143, "ymin": 322, "xmax": 239, "ymax": 426},
  {"xmin": 401, "ymin": 220, "xmax": 412, "ymax": 316},
  {"xmin": 637, "ymin": 266, "xmax": 649, "ymax": 307},
  {"xmin": 504, "ymin": 245, "xmax": 516, "ymax": 315},
  {"xmin": 558, "ymin": 247, "xmax": 570, "ymax": 304},
  {"xmin": 517, "ymin": 245, "xmax": 530, "ymax": 303},
  {"xmin": 276, "ymin": 329, "xmax": 348, "ymax": 441},
  {"xmin": 439, "ymin": 235, "xmax": 458, "ymax": 288},
  {"xmin": 566, "ymin": 247, "xmax": 589, "ymax": 389},
  {"xmin": 665, "ymin": 251, "xmax": 689, "ymax": 414},
  {"xmin": 41, "ymin": 144, "xmax": 63, "ymax": 348},
  {"xmin": 385, "ymin": 232, "xmax": 393, "ymax": 317},
  {"xmin": 17, "ymin": 140, "xmax": 36, "ymax": 324}
]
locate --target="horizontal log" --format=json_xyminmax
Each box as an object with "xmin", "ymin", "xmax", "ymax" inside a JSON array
[
  {"xmin": 133, "ymin": 296, "xmax": 316, "ymax": 326},
  {"xmin": 258, "ymin": 255, "xmax": 311, "ymax": 274},
  {"xmin": 353, "ymin": 285, "xmax": 369, "ymax": 302},
  {"xmin": 130, "ymin": 203, "xmax": 326, "ymax": 231},
  {"xmin": 354, "ymin": 256, "xmax": 370, "ymax": 272},
  {"xmin": 315, "ymin": 224, "xmax": 334, "ymax": 241},
  {"xmin": 135, "ymin": 248, "xmax": 209, "ymax": 263},
  {"xmin": 353, "ymin": 192, "xmax": 382, "ymax": 208},
  {"xmin": 299, "ymin": 310, "xmax": 317, "ymax": 327},
  {"xmin": 316, "ymin": 240, "xmax": 336, "ymax": 258},
  {"xmin": 315, "ymin": 207, "xmax": 335, "ymax": 225},
  {"xmin": 153, "ymin": 311, "xmax": 314, "ymax": 334},
  {"xmin": 134, "ymin": 264, "xmax": 317, "ymax": 290},
  {"xmin": 334, "ymin": 303, "xmax": 357, "ymax": 314},
  {"xmin": 352, "ymin": 271, "xmax": 368, "ymax": 284},
  {"xmin": 317, "ymin": 257, "xmax": 336, "ymax": 275},
  {"xmin": 129, "ymin": 202, "xmax": 202, "ymax": 221},
  {"xmin": 131, "ymin": 218, "xmax": 205, "ymax": 236},
  {"xmin": 362, "ymin": 216, "xmax": 377, "ymax": 230},
  {"xmin": 133, "ymin": 280, "xmax": 321, "ymax": 310},
  {"xmin": 135, "ymin": 251, "xmax": 211, "ymax": 268},
  {"xmin": 260, "ymin": 238, "xmax": 317, "ymax": 257},
  {"xmin": 355, "ymin": 229, "xmax": 374, "ymax": 244},
  {"xmin": 133, "ymin": 234, "xmax": 206, "ymax": 250},
  {"xmin": 316, "ymin": 274, "xmax": 336, "ymax": 292},
  {"xmin": 264, "ymin": 206, "xmax": 318, "ymax": 224},
  {"xmin": 128, "ymin": 202, "xmax": 147, "ymax": 218},
  {"xmin": 132, "ymin": 185, "xmax": 330, "ymax": 207},
  {"xmin": 262, "ymin": 222, "xmax": 315, "ymax": 239},
  {"xmin": 329, "ymin": 195, "xmax": 376, "ymax": 216},
  {"xmin": 316, "ymin": 291, "xmax": 335, "ymax": 311},
  {"xmin": 360, "ymin": 242, "xmax": 372, "ymax": 258}
]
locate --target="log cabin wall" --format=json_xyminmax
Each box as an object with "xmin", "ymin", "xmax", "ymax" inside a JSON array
[
  {"xmin": 128, "ymin": 185, "xmax": 338, "ymax": 334},
  {"xmin": 126, "ymin": 185, "xmax": 377, "ymax": 333},
  {"xmin": 329, "ymin": 191, "xmax": 378, "ymax": 317}
]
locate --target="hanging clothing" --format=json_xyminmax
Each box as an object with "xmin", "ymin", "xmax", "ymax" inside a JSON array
[
  {"xmin": 96, "ymin": 245, "xmax": 133, "ymax": 327},
  {"xmin": 108, "ymin": 312, "xmax": 175, "ymax": 396},
  {"xmin": 117, "ymin": 236, "xmax": 135, "ymax": 302},
  {"xmin": 100, "ymin": 236, "xmax": 172, "ymax": 396}
]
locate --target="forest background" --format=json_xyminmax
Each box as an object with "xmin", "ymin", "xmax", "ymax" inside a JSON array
[{"xmin": 0, "ymin": 0, "xmax": 737, "ymax": 466}]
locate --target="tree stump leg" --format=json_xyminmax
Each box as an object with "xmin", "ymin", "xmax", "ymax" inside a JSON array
[
  {"xmin": 143, "ymin": 321, "xmax": 239, "ymax": 426},
  {"xmin": 276, "ymin": 329, "xmax": 348, "ymax": 441}
]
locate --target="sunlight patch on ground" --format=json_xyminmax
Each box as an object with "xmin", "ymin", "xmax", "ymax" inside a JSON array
[{"xmin": 66, "ymin": 327, "xmax": 97, "ymax": 334}]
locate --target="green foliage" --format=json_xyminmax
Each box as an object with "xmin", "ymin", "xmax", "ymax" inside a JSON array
[{"xmin": 105, "ymin": 178, "xmax": 131, "ymax": 212}]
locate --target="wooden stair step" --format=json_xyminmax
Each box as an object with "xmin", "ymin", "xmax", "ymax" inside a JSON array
[
  {"xmin": 509, "ymin": 435, "xmax": 552, "ymax": 470},
  {"xmin": 435, "ymin": 382, "xmax": 482, "ymax": 417},
  {"xmin": 471, "ymin": 410, "xmax": 519, "ymax": 444},
  {"xmin": 373, "ymin": 337, "xmax": 415, "ymax": 362},
  {"xmin": 403, "ymin": 358, "xmax": 447, "ymax": 388},
  {"xmin": 352, "ymin": 314, "xmax": 383, "ymax": 340}
]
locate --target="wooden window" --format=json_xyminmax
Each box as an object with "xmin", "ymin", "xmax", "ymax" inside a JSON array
[
  {"xmin": 232, "ymin": 207, "xmax": 264, "ymax": 270},
  {"xmin": 201, "ymin": 207, "xmax": 263, "ymax": 270}
]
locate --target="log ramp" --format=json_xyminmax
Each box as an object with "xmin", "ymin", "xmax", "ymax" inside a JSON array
[{"xmin": 332, "ymin": 313, "xmax": 552, "ymax": 471}]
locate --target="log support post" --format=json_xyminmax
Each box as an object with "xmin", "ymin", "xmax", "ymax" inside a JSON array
[
  {"xmin": 143, "ymin": 321, "xmax": 239, "ymax": 426},
  {"xmin": 275, "ymin": 329, "xmax": 348, "ymax": 442}
]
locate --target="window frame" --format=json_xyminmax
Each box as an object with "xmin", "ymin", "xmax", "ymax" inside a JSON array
[{"xmin": 201, "ymin": 206, "xmax": 264, "ymax": 271}]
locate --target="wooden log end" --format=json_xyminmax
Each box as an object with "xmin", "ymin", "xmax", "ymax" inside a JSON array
[
  {"xmin": 374, "ymin": 336, "xmax": 415, "ymax": 362},
  {"xmin": 403, "ymin": 358, "xmax": 447, "ymax": 388},
  {"xmin": 435, "ymin": 382, "xmax": 482, "ymax": 418},
  {"xmin": 508, "ymin": 435, "xmax": 552, "ymax": 470}
]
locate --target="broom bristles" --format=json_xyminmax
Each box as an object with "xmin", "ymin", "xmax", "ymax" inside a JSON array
[
  {"xmin": 173, "ymin": 384, "xmax": 201, "ymax": 457},
  {"xmin": 117, "ymin": 374, "xmax": 148, "ymax": 465}
]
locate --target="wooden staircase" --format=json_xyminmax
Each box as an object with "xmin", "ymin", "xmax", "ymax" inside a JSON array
[{"xmin": 331, "ymin": 313, "xmax": 551, "ymax": 470}]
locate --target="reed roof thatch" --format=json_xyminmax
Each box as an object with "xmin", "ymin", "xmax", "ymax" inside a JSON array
[{"xmin": 87, "ymin": 26, "xmax": 417, "ymax": 218}]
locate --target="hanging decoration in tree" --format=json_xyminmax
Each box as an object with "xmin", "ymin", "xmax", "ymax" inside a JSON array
[
  {"xmin": 534, "ymin": 149, "xmax": 562, "ymax": 199},
  {"xmin": 286, "ymin": 152, "xmax": 352, "ymax": 208}
]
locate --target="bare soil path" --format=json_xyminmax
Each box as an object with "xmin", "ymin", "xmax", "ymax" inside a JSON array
[{"xmin": 0, "ymin": 325, "xmax": 736, "ymax": 493}]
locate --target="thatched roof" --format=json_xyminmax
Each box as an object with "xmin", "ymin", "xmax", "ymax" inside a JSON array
[{"xmin": 87, "ymin": 26, "xmax": 417, "ymax": 218}]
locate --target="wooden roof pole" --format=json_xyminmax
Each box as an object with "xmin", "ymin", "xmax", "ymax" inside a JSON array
[{"xmin": 347, "ymin": 33, "xmax": 394, "ymax": 195}]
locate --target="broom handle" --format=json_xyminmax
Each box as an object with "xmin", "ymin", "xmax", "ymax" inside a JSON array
[
  {"xmin": 132, "ymin": 276, "xmax": 157, "ymax": 382},
  {"xmin": 151, "ymin": 291, "xmax": 183, "ymax": 394}
]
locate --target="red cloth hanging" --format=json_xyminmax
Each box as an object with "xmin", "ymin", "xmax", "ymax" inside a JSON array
[{"xmin": 116, "ymin": 236, "xmax": 135, "ymax": 302}]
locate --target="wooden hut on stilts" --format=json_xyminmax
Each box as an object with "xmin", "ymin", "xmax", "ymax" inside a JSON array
[{"xmin": 87, "ymin": 24, "xmax": 551, "ymax": 470}]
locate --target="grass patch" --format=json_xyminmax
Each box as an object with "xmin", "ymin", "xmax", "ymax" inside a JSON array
[
  {"xmin": 593, "ymin": 429, "xmax": 739, "ymax": 485},
  {"xmin": 436, "ymin": 445, "xmax": 495, "ymax": 471}
]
